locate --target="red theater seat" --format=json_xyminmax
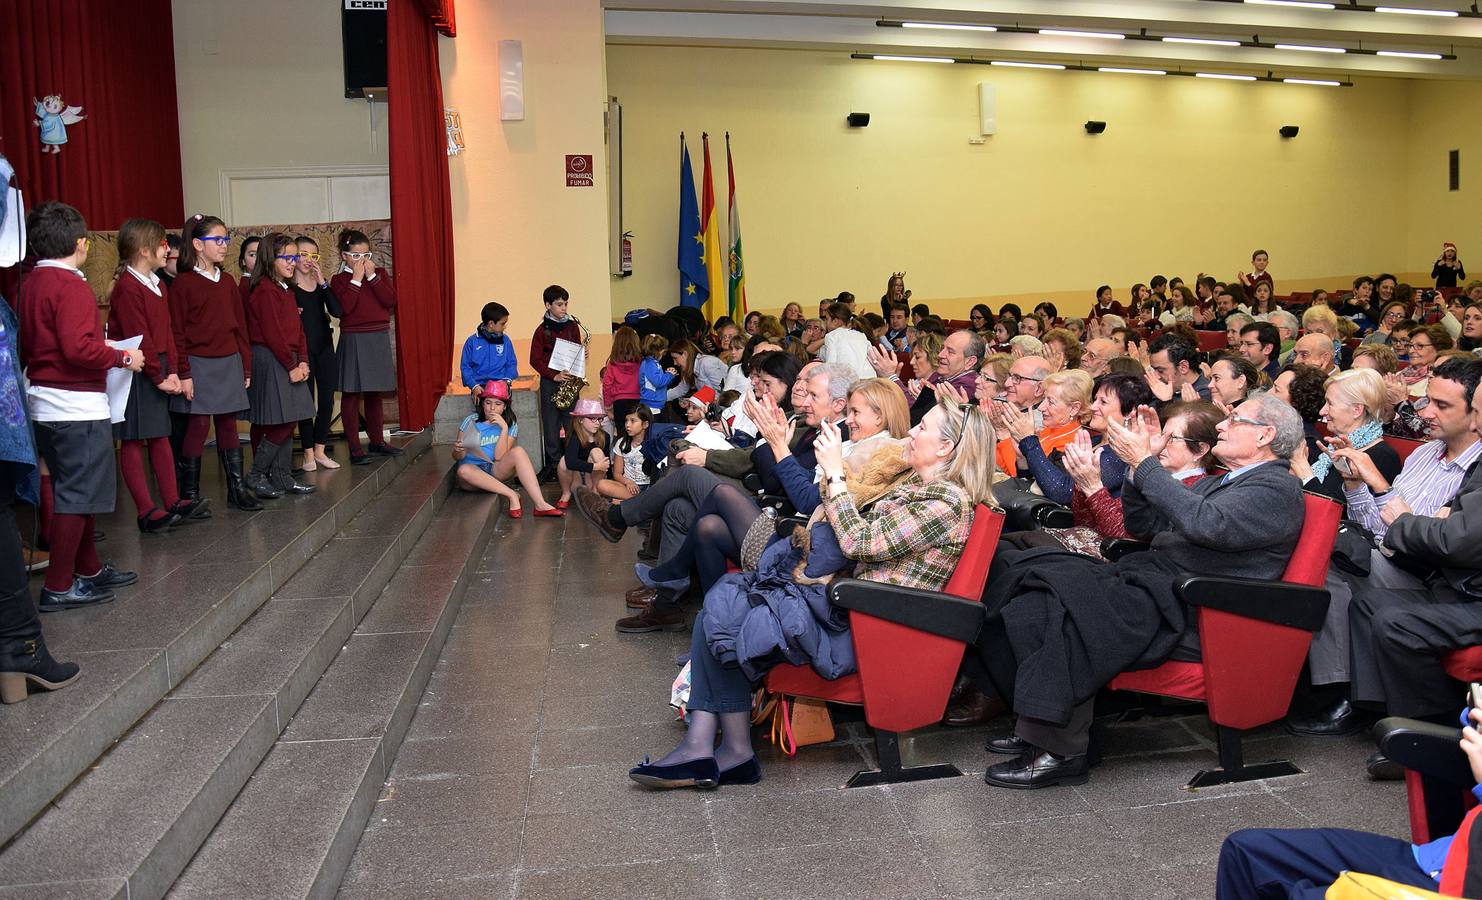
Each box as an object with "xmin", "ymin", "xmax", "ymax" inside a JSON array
[
  {"xmin": 1195, "ymin": 331, "xmax": 1227, "ymax": 353},
  {"xmin": 764, "ymin": 505, "xmax": 1005, "ymax": 787},
  {"xmin": 1385, "ymin": 435, "xmax": 1426, "ymax": 464},
  {"xmin": 1107, "ymin": 494, "xmax": 1342, "ymax": 788}
]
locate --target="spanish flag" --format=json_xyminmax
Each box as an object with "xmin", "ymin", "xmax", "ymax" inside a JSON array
[{"xmin": 699, "ymin": 134, "xmax": 726, "ymax": 325}]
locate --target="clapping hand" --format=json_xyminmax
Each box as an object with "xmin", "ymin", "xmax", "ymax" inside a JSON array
[
  {"xmin": 813, "ymin": 417, "xmax": 847, "ymax": 481},
  {"xmin": 998, "ymin": 399, "xmax": 1036, "ymax": 442},
  {"xmin": 1383, "ymin": 373, "xmax": 1409, "ymax": 407},
  {"xmin": 1106, "ymin": 404, "xmax": 1159, "ymax": 468},
  {"xmin": 1145, "ymin": 367, "xmax": 1175, "ymax": 402},
  {"xmin": 934, "ymin": 380, "xmax": 971, "ymax": 408},
  {"xmin": 1179, "ymin": 382, "xmax": 1200, "ymax": 403},
  {"xmin": 1063, "ymin": 428, "xmax": 1104, "ymax": 495},
  {"xmin": 867, "ymin": 344, "xmax": 902, "ymax": 379},
  {"xmin": 746, "ymin": 391, "xmax": 794, "ymax": 452}
]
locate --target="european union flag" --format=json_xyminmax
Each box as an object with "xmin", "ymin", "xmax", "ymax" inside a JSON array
[{"xmin": 677, "ymin": 134, "xmax": 709, "ymax": 309}]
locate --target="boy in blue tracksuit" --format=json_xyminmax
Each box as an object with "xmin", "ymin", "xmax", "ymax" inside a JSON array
[
  {"xmin": 638, "ymin": 334, "xmax": 676, "ymax": 415},
  {"xmin": 460, "ymin": 302, "xmax": 518, "ymax": 397}
]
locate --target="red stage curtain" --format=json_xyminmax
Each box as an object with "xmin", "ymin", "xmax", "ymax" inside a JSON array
[
  {"xmin": 0, "ymin": 0, "xmax": 185, "ymax": 230},
  {"xmin": 418, "ymin": 0, "xmax": 458, "ymax": 37},
  {"xmin": 388, "ymin": 0, "xmax": 456, "ymax": 431}
]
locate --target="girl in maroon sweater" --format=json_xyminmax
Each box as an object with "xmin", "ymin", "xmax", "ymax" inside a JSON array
[
  {"xmin": 330, "ymin": 229, "xmax": 401, "ymax": 464},
  {"xmin": 106, "ymin": 219, "xmax": 206, "ymax": 531},
  {"xmin": 171, "ymin": 215, "xmax": 259, "ymax": 511},
  {"xmin": 244, "ymin": 233, "xmax": 316, "ymax": 498}
]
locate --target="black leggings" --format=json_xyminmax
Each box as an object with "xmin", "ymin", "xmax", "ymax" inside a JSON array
[
  {"xmin": 298, "ymin": 345, "xmax": 338, "ymax": 448},
  {"xmin": 647, "ymin": 483, "xmax": 762, "ymax": 594}
]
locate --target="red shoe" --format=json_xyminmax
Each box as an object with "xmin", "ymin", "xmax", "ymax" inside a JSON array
[
  {"xmin": 534, "ymin": 507, "xmax": 564, "ymax": 518},
  {"xmin": 508, "ymin": 505, "xmax": 523, "ymax": 519},
  {"xmin": 556, "ymin": 499, "xmax": 570, "ymax": 509}
]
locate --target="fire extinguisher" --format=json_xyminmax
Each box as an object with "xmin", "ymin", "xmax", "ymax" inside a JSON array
[{"xmin": 620, "ymin": 231, "xmax": 633, "ymax": 277}]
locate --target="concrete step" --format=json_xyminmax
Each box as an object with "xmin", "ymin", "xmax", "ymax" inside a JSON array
[
  {"xmin": 0, "ymin": 443, "xmax": 451, "ymax": 900},
  {"xmin": 167, "ymin": 490, "xmax": 502, "ymax": 899},
  {"xmin": 0, "ymin": 432, "xmax": 432, "ymax": 849}
]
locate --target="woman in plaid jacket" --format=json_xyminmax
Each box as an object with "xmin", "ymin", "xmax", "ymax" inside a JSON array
[{"xmin": 628, "ymin": 395, "xmax": 999, "ymax": 791}]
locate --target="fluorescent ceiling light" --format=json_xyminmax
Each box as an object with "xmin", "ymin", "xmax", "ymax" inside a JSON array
[
  {"xmin": 1039, "ymin": 29, "xmax": 1125, "ymax": 40},
  {"xmin": 989, "ymin": 60, "xmax": 1067, "ymax": 69},
  {"xmin": 900, "ymin": 22, "xmax": 999, "ymax": 32},
  {"xmin": 1163, "ymin": 36, "xmax": 1242, "ymax": 46},
  {"xmin": 1284, "ymin": 77, "xmax": 1341, "ymax": 85},
  {"xmin": 1196, "ymin": 72, "xmax": 1258, "ymax": 80},
  {"xmin": 1274, "ymin": 43, "xmax": 1347, "ymax": 53},
  {"xmin": 1245, "ymin": 0, "xmax": 1336, "ymax": 8},
  {"xmin": 1377, "ymin": 49, "xmax": 1445, "ymax": 59},
  {"xmin": 1375, "ymin": 6, "xmax": 1460, "ymax": 15},
  {"xmin": 1099, "ymin": 67, "xmax": 1167, "ymax": 75},
  {"xmin": 871, "ymin": 55, "xmax": 955, "ymax": 63}
]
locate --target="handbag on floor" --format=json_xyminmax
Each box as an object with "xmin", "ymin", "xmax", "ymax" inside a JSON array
[{"xmin": 752, "ymin": 690, "xmax": 835, "ymax": 756}]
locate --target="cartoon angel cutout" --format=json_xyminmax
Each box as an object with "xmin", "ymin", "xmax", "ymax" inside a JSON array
[{"xmin": 33, "ymin": 95, "xmax": 85, "ymax": 154}]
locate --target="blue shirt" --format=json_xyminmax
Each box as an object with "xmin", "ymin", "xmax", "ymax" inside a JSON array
[
  {"xmin": 1219, "ymin": 459, "xmax": 1271, "ymax": 485},
  {"xmin": 639, "ymin": 357, "xmax": 674, "ymax": 410},
  {"xmin": 458, "ymin": 413, "xmax": 517, "ymax": 464},
  {"xmin": 460, "ymin": 329, "xmax": 518, "ymax": 389}
]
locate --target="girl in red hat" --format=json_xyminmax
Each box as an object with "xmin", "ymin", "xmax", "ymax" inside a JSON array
[{"xmin": 452, "ymin": 380, "xmax": 562, "ymax": 518}]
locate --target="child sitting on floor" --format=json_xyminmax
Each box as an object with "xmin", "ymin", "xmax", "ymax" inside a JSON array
[
  {"xmin": 452, "ymin": 380, "xmax": 562, "ymax": 519},
  {"xmin": 597, "ymin": 407, "xmax": 653, "ymax": 502},
  {"xmin": 555, "ymin": 399, "xmax": 612, "ymax": 508}
]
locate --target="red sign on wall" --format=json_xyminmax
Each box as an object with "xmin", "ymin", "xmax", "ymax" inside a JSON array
[{"xmin": 565, "ymin": 154, "xmax": 594, "ymax": 187}]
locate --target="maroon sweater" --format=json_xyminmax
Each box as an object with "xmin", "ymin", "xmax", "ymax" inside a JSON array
[
  {"xmin": 330, "ymin": 268, "xmax": 396, "ymax": 333},
  {"xmin": 17, "ymin": 264, "xmax": 130, "ymax": 392},
  {"xmin": 170, "ymin": 269, "xmax": 252, "ymax": 379},
  {"xmin": 107, "ymin": 271, "xmax": 178, "ymax": 385},
  {"xmin": 529, "ymin": 315, "xmax": 583, "ymax": 381},
  {"xmin": 246, "ymin": 279, "xmax": 308, "ymax": 371}
]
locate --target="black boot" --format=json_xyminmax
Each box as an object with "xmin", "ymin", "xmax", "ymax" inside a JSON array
[
  {"xmin": 270, "ymin": 440, "xmax": 315, "ymax": 495},
  {"xmin": 0, "ymin": 634, "xmax": 81, "ymax": 704},
  {"xmin": 220, "ymin": 448, "xmax": 263, "ymax": 511},
  {"xmin": 173, "ymin": 455, "xmax": 211, "ymax": 519},
  {"xmin": 245, "ymin": 441, "xmax": 284, "ymax": 500}
]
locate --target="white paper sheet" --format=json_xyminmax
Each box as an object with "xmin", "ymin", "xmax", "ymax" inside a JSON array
[
  {"xmin": 105, "ymin": 336, "xmax": 142, "ymax": 424},
  {"xmin": 549, "ymin": 337, "xmax": 586, "ymax": 378},
  {"xmin": 682, "ymin": 421, "xmax": 734, "ymax": 451}
]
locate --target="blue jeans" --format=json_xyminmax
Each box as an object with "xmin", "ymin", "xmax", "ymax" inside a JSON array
[{"xmin": 686, "ymin": 610, "xmax": 754, "ymax": 714}]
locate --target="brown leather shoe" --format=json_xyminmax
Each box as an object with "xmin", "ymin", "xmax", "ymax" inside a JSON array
[
  {"xmin": 574, "ymin": 486, "xmax": 626, "ymax": 543},
  {"xmin": 942, "ymin": 688, "xmax": 1007, "ymax": 727},
  {"xmin": 625, "ymin": 585, "xmax": 659, "ymax": 609},
  {"xmin": 616, "ymin": 606, "xmax": 687, "ymax": 633}
]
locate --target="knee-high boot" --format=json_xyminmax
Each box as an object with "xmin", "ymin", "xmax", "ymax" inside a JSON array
[
  {"xmin": 244, "ymin": 441, "xmax": 284, "ymax": 500},
  {"xmin": 269, "ymin": 439, "xmax": 315, "ymax": 495}
]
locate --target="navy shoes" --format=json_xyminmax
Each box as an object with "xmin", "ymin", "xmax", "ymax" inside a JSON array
[{"xmin": 629, "ymin": 756, "xmax": 720, "ymax": 790}]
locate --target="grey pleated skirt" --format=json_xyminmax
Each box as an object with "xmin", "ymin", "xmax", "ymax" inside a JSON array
[
  {"xmin": 247, "ymin": 345, "xmax": 316, "ymax": 425},
  {"xmin": 114, "ymin": 372, "xmax": 172, "ymax": 441},
  {"xmin": 169, "ymin": 353, "xmax": 249, "ymax": 415},
  {"xmin": 338, "ymin": 330, "xmax": 396, "ymax": 393}
]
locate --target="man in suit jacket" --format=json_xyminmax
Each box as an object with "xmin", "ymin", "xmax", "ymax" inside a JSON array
[
  {"xmin": 975, "ymin": 394, "xmax": 1308, "ymax": 789},
  {"xmin": 1349, "ymin": 361, "xmax": 1482, "ymax": 729}
]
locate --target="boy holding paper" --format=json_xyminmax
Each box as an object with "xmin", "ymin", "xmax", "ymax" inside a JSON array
[
  {"xmin": 529, "ymin": 284, "xmax": 583, "ymax": 482},
  {"xmin": 17, "ymin": 202, "xmax": 144, "ymax": 610}
]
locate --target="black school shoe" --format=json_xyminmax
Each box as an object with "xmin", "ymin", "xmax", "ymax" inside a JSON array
[
  {"xmin": 39, "ymin": 578, "xmax": 117, "ymax": 612},
  {"xmin": 349, "ymin": 453, "xmax": 373, "ymax": 466},
  {"xmin": 983, "ymin": 750, "xmax": 1089, "ymax": 789},
  {"xmin": 80, "ymin": 564, "xmax": 138, "ymax": 590},
  {"xmin": 368, "ymin": 443, "xmax": 404, "ymax": 457}
]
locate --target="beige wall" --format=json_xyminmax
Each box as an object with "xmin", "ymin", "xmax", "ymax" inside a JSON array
[
  {"xmin": 440, "ymin": 0, "xmax": 613, "ymax": 391},
  {"xmin": 1405, "ymin": 79, "xmax": 1482, "ymax": 283},
  {"xmin": 172, "ymin": 0, "xmax": 388, "ymax": 217},
  {"xmin": 606, "ymin": 46, "xmax": 1429, "ymax": 320}
]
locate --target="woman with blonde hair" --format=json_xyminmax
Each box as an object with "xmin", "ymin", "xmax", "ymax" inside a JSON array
[
  {"xmin": 1292, "ymin": 368, "xmax": 1403, "ymax": 505},
  {"xmin": 992, "ymin": 369, "xmax": 1091, "ymax": 486},
  {"xmin": 629, "ymin": 396, "xmax": 996, "ymax": 789}
]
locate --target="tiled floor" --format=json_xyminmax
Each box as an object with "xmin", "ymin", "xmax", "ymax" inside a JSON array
[{"xmin": 339, "ymin": 511, "xmax": 1410, "ymax": 899}]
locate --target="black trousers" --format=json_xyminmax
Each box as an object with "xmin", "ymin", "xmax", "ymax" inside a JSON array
[
  {"xmin": 538, "ymin": 377, "xmax": 569, "ymax": 470},
  {"xmin": 1350, "ymin": 578, "xmax": 1482, "ymax": 719},
  {"xmin": 298, "ymin": 344, "xmax": 339, "ymax": 448},
  {"xmin": 0, "ymin": 472, "xmax": 40, "ymax": 642},
  {"xmin": 1216, "ymin": 827, "xmax": 1434, "ymax": 900}
]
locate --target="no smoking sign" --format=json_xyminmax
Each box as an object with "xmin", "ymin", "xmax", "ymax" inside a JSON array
[{"xmin": 565, "ymin": 154, "xmax": 594, "ymax": 187}]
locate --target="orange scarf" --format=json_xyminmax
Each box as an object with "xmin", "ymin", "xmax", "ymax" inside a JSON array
[{"xmin": 996, "ymin": 421, "xmax": 1083, "ymax": 477}]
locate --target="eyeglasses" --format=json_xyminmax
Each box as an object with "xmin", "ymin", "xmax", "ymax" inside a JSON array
[
  {"xmin": 1005, "ymin": 373, "xmax": 1044, "ymax": 384},
  {"xmin": 951, "ymin": 402, "xmax": 973, "ymax": 447},
  {"xmin": 1410, "ymin": 341, "xmax": 1434, "ymax": 350},
  {"xmin": 198, "ymin": 236, "xmax": 230, "ymax": 246},
  {"xmin": 1224, "ymin": 414, "xmax": 1271, "ymax": 429},
  {"xmin": 1165, "ymin": 433, "xmax": 1204, "ymax": 446},
  {"xmin": 342, "ymin": 251, "xmax": 372, "ymax": 260},
  {"xmin": 276, "ymin": 254, "xmax": 302, "ymax": 263},
  {"xmin": 299, "ymin": 252, "xmax": 321, "ymax": 262}
]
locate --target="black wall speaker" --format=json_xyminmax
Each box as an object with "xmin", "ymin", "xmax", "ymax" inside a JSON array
[
  {"xmin": 342, "ymin": 1, "xmax": 388, "ymax": 99},
  {"xmin": 1279, "ymin": 125, "xmax": 1300, "ymax": 139},
  {"xmin": 847, "ymin": 112, "xmax": 871, "ymax": 128},
  {"xmin": 1084, "ymin": 120, "xmax": 1107, "ymax": 135}
]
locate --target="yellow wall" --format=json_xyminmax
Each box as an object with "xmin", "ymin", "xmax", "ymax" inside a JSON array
[
  {"xmin": 171, "ymin": 0, "xmax": 388, "ymax": 216},
  {"xmin": 607, "ymin": 46, "xmax": 1424, "ymax": 319},
  {"xmin": 1405, "ymin": 79, "xmax": 1482, "ymax": 282},
  {"xmin": 440, "ymin": 0, "xmax": 613, "ymax": 393}
]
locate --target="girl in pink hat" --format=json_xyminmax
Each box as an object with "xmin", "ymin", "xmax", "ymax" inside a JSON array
[
  {"xmin": 555, "ymin": 398, "xmax": 612, "ymax": 510},
  {"xmin": 1434, "ymin": 242, "xmax": 1467, "ymax": 289},
  {"xmin": 452, "ymin": 380, "xmax": 562, "ymax": 518}
]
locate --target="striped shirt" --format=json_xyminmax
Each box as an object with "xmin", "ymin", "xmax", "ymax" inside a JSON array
[{"xmin": 1346, "ymin": 437, "xmax": 1482, "ymax": 542}]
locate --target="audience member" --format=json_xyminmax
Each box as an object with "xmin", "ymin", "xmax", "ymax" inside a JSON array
[
  {"xmin": 1237, "ymin": 322, "xmax": 1281, "ymax": 380},
  {"xmin": 1080, "ymin": 337, "xmax": 1120, "ymax": 379},
  {"xmin": 819, "ymin": 302, "xmax": 874, "ymax": 380},
  {"xmin": 994, "ymin": 369, "xmax": 1091, "ymax": 496},
  {"xmin": 1206, "ymin": 353, "xmax": 1262, "ymax": 413},
  {"xmin": 1146, "ymin": 333, "xmax": 1211, "ymax": 402},
  {"xmin": 869, "ymin": 329, "xmax": 982, "ymax": 425}
]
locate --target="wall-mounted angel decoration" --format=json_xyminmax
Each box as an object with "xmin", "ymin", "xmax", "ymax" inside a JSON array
[{"xmin": 33, "ymin": 95, "xmax": 85, "ymax": 154}]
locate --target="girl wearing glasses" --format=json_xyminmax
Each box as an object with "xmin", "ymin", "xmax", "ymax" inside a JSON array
[
  {"xmin": 291, "ymin": 236, "xmax": 342, "ymax": 471},
  {"xmin": 243, "ymin": 233, "xmax": 316, "ymax": 500},
  {"xmin": 169, "ymin": 214, "xmax": 258, "ymax": 511},
  {"xmin": 106, "ymin": 219, "xmax": 206, "ymax": 531},
  {"xmin": 235, "ymin": 236, "xmax": 260, "ymax": 297},
  {"xmin": 330, "ymin": 229, "xmax": 400, "ymax": 464}
]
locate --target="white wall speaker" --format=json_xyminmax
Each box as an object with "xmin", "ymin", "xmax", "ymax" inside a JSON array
[
  {"xmin": 978, "ymin": 82, "xmax": 997, "ymax": 136},
  {"xmin": 499, "ymin": 40, "xmax": 525, "ymax": 122}
]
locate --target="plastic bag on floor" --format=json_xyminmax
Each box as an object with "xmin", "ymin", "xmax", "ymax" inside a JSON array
[{"xmin": 669, "ymin": 660, "xmax": 691, "ymax": 721}]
